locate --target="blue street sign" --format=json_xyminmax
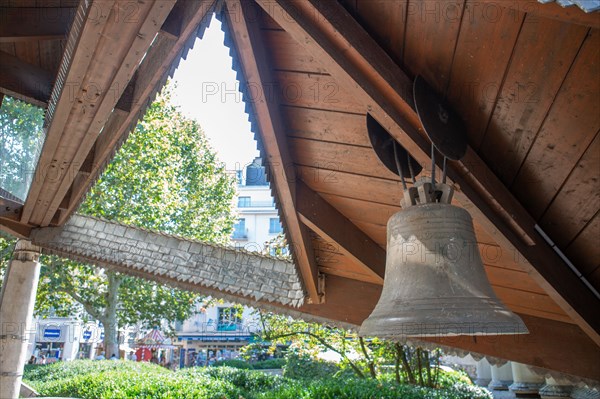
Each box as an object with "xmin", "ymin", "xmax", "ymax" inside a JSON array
[{"xmin": 43, "ymin": 328, "xmax": 61, "ymax": 339}]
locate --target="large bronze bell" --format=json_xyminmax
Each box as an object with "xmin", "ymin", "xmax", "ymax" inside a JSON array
[{"xmin": 359, "ymin": 183, "xmax": 528, "ymax": 338}]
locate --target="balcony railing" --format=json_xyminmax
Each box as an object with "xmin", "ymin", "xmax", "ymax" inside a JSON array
[
  {"xmin": 177, "ymin": 320, "xmax": 260, "ymax": 334},
  {"xmin": 238, "ymin": 200, "xmax": 275, "ymax": 208}
]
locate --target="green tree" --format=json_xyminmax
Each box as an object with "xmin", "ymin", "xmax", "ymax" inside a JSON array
[{"xmin": 1, "ymin": 85, "xmax": 237, "ymax": 358}]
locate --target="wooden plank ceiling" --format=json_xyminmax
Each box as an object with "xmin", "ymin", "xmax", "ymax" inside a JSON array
[
  {"xmin": 0, "ymin": 0, "xmax": 78, "ymax": 106},
  {"xmin": 221, "ymin": 0, "xmax": 600, "ymax": 376},
  {"xmin": 229, "ymin": 0, "xmax": 599, "ymax": 325},
  {"xmin": 1, "ymin": 0, "xmax": 599, "ymax": 379}
]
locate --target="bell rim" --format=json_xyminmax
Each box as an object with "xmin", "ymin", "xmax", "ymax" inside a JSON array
[{"xmin": 358, "ymin": 321, "xmax": 530, "ymax": 338}]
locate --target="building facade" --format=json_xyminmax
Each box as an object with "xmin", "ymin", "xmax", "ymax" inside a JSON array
[
  {"xmin": 231, "ymin": 158, "xmax": 284, "ymax": 255},
  {"xmin": 25, "ymin": 317, "xmax": 104, "ymax": 362},
  {"xmin": 175, "ymin": 303, "xmax": 261, "ymax": 366}
]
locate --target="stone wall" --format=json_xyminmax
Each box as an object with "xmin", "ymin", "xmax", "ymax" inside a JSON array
[{"xmin": 30, "ymin": 215, "xmax": 305, "ymax": 307}]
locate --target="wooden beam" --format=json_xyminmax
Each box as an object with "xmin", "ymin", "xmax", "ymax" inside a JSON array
[
  {"xmin": 0, "ymin": 197, "xmax": 22, "ymax": 220},
  {"xmin": 255, "ymin": 0, "xmax": 600, "ymax": 344},
  {"xmin": 224, "ymin": 0, "xmax": 320, "ymax": 302},
  {"xmin": 159, "ymin": 0, "xmax": 185, "ymax": 39},
  {"xmin": 295, "ymin": 275, "xmax": 600, "ymax": 380},
  {"xmin": 0, "ymin": 7, "xmax": 74, "ymax": 42},
  {"xmin": 0, "ymin": 217, "xmax": 31, "ymax": 238},
  {"xmin": 59, "ymin": 0, "xmax": 217, "ymax": 223},
  {"xmin": 296, "ymin": 180, "xmax": 385, "ymax": 283},
  {"xmin": 21, "ymin": 0, "xmax": 176, "ymax": 227},
  {"xmin": 0, "ymin": 50, "xmax": 53, "ymax": 107}
]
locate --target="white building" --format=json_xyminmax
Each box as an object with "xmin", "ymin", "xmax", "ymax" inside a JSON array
[{"xmin": 231, "ymin": 158, "xmax": 285, "ymax": 255}]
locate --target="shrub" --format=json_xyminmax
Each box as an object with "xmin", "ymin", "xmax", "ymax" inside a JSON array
[
  {"xmin": 211, "ymin": 359, "xmax": 253, "ymax": 369},
  {"xmin": 24, "ymin": 360, "xmax": 166, "ymax": 386},
  {"xmin": 24, "ymin": 361, "xmax": 243, "ymax": 399},
  {"xmin": 23, "ymin": 359, "xmax": 492, "ymax": 399},
  {"xmin": 436, "ymin": 368, "xmax": 474, "ymax": 388},
  {"xmin": 181, "ymin": 366, "xmax": 284, "ymax": 392},
  {"xmin": 211, "ymin": 358, "xmax": 285, "ymax": 370},
  {"xmin": 251, "ymin": 358, "xmax": 285, "ymax": 369},
  {"xmin": 257, "ymin": 377, "xmax": 492, "ymax": 399},
  {"xmin": 282, "ymin": 353, "xmax": 339, "ymax": 380}
]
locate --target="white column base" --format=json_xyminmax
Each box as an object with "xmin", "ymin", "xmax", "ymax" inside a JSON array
[
  {"xmin": 510, "ymin": 362, "xmax": 545, "ymax": 396},
  {"xmin": 489, "ymin": 362, "xmax": 514, "ymax": 391},
  {"xmin": 540, "ymin": 377, "xmax": 573, "ymax": 399}
]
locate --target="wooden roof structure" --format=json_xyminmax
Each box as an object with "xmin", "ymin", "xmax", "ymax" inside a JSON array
[{"xmin": 1, "ymin": 0, "xmax": 599, "ymax": 381}]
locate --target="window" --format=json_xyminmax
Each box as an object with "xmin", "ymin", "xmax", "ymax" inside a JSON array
[
  {"xmin": 238, "ymin": 196, "xmax": 251, "ymax": 207},
  {"xmin": 232, "ymin": 218, "xmax": 246, "ymax": 239},
  {"xmin": 217, "ymin": 307, "xmax": 242, "ymax": 331},
  {"xmin": 269, "ymin": 218, "xmax": 282, "ymax": 234}
]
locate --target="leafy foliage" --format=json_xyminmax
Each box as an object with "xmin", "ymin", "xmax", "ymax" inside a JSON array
[
  {"xmin": 211, "ymin": 359, "xmax": 253, "ymax": 370},
  {"xmin": 212, "ymin": 358, "xmax": 285, "ymax": 370},
  {"xmin": 282, "ymin": 352, "xmax": 339, "ymax": 381},
  {"xmin": 23, "ymin": 360, "xmax": 493, "ymax": 399},
  {"xmin": 251, "ymin": 358, "xmax": 286, "ymax": 370}
]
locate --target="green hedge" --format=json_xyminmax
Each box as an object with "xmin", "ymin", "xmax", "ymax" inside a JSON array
[
  {"xmin": 282, "ymin": 353, "xmax": 339, "ymax": 380},
  {"xmin": 251, "ymin": 358, "xmax": 286, "ymax": 369},
  {"xmin": 211, "ymin": 359, "xmax": 253, "ymax": 369},
  {"xmin": 25, "ymin": 361, "xmax": 243, "ymax": 399},
  {"xmin": 23, "ymin": 360, "xmax": 492, "ymax": 399},
  {"xmin": 259, "ymin": 378, "xmax": 492, "ymax": 399},
  {"xmin": 212, "ymin": 358, "xmax": 285, "ymax": 370}
]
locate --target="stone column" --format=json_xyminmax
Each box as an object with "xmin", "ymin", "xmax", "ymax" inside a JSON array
[
  {"xmin": 539, "ymin": 376, "xmax": 573, "ymax": 399},
  {"xmin": 510, "ymin": 362, "xmax": 545, "ymax": 397},
  {"xmin": 489, "ymin": 362, "xmax": 514, "ymax": 391},
  {"xmin": 475, "ymin": 358, "xmax": 492, "ymax": 387},
  {"xmin": 0, "ymin": 240, "xmax": 41, "ymax": 399}
]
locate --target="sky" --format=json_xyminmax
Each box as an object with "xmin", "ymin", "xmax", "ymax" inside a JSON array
[{"xmin": 170, "ymin": 17, "xmax": 260, "ymax": 174}]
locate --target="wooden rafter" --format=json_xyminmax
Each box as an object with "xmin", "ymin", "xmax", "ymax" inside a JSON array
[
  {"xmin": 58, "ymin": 0, "xmax": 217, "ymax": 225},
  {"xmin": 0, "ymin": 7, "xmax": 74, "ymax": 42},
  {"xmin": 0, "ymin": 51, "xmax": 53, "ymax": 107},
  {"xmin": 224, "ymin": 0, "xmax": 320, "ymax": 303},
  {"xmin": 296, "ymin": 181, "xmax": 385, "ymax": 283},
  {"xmin": 253, "ymin": 0, "xmax": 600, "ymax": 344},
  {"xmin": 20, "ymin": 0, "xmax": 177, "ymax": 227}
]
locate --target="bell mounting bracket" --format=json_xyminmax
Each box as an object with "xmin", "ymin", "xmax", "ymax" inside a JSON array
[{"xmin": 367, "ymin": 114, "xmax": 422, "ymax": 190}]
